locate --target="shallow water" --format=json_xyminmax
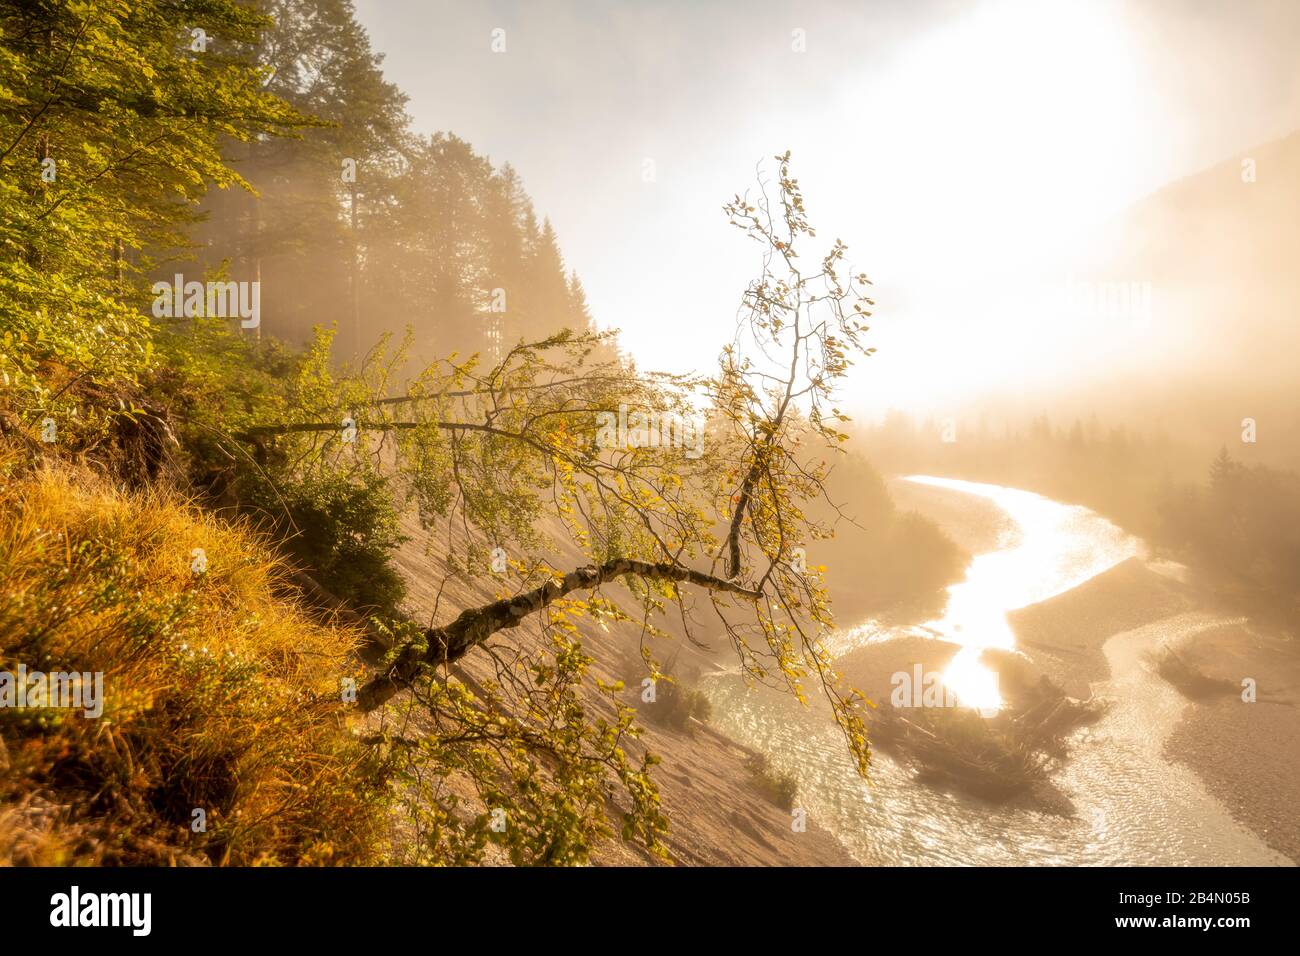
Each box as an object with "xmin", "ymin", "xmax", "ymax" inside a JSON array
[
  {"xmin": 702, "ymin": 477, "xmax": 1289, "ymax": 865},
  {"xmin": 829, "ymin": 476, "xmax": 1143, "ymax": 710}
]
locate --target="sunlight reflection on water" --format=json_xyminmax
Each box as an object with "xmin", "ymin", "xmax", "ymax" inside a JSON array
[
  {"xmin": 700, "ymin": 478, "xmax": 1290, "ymax": 865},
  {"xmin": 838, "ymin": 476, "xmax": 1141, "ymax": 712}
]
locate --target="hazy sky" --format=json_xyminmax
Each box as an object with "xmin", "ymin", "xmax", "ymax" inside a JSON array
[{"xmin": 354, "ymin": 0, "xmax": 1300, "ymax": 416}]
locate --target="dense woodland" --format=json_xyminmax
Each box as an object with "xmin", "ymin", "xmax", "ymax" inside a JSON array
[{"xmin": 178, "ymin": 0, "xmax": 597, "ymax": 365}]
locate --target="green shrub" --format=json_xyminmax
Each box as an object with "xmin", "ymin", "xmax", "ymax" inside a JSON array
[
  {"xmin": 644, "ymin": 679, "xmax": 713, "ymax": 733},
  {"xmin": 239, "ymin": 468, "xmax": 409, "ymax": 615},
  {"xmin": 745, "ymin": 753, "xmax": 799, "ymax": 810}
]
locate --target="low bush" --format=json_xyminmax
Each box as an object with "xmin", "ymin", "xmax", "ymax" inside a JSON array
[{"xmin": 745, "ymin": 753, "xmax": 799, "ymax": 811}]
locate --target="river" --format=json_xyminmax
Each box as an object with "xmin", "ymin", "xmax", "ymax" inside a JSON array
[{"xmin": 701, "ymin": 476, "xmax": 1289, "ymax": 865}]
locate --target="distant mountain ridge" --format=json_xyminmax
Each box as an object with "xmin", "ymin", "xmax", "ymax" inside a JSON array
[{"xmin": 1043, "ymin": 128, "xmax": 1300, "ymax": 465}]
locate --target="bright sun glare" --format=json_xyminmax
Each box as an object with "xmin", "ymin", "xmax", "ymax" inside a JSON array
[
  {"xmin": 905, "ymin": 476, "xmax": 1141, "ymax": 713},
  {"xmin": 820, "ymin": 0, "xmax": 1152, "ymax": 413}
]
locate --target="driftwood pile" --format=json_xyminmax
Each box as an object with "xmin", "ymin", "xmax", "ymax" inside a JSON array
[{"xmin": 870, "ymin": 672, "xmax": 1108, "ymax": 806}]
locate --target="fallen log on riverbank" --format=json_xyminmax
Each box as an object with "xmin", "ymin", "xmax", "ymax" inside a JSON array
[{"xmin": 868, "ymin": 663, "xmax": 1107, "ymax": 812}]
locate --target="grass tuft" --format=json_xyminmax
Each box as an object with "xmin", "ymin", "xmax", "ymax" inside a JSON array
[{"xmin": 0, "ymin": 456, "xmax": 390, "ymax": 865}]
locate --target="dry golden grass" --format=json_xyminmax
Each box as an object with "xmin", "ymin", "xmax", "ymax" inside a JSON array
[{"xmin": 0, "ymin": 454, "xmax": 391, "ymax": 865}]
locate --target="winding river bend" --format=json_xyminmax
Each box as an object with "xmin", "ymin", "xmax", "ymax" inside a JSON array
[{"xmin": 702, "ymin": 477, "xmax": 1289, "ymax": 865}]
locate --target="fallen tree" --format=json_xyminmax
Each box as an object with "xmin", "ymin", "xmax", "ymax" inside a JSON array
[{"xmin": 234, "ymin": 154, "xmax": 880, "ymax": 855}]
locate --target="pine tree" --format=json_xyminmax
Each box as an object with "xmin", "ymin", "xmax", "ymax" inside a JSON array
[
  {"xmin": 1209, "ymin": 445, "xmax": 1237, "ymax": 493},
  {"xmin": 526, "ymin": 218, "xmax": 572, "ymax": 337},
  {"xmin": 567, "ymin": 270, "xmax": 593, "ymax": 331},
  {"xmin": 192, "ymin": 0, "xmax": 410, "ymax": 354}
]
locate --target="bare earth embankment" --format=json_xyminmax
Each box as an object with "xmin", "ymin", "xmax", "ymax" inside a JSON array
[
  {"xmin": 1160, "ymin": 623, "xmax": 1300, "ymax": 863},
  {"xmin": 388, "ymin": 512, "xmax": 856, "ymax": 866},
  {"xmin": 1007, "ymin": 557, "xmax": 1194, "ymax": 698},
  {"xmin": 888, "ymin": 477, "xmax": 1015, "ymax": 556}
]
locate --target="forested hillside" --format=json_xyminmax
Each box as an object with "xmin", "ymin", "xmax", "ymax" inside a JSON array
[{"xmin": 183, "ymin": 0, "xmax": 599, "ymax": 365}]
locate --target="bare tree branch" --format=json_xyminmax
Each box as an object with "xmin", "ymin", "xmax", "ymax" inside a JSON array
[{"xmin": 357, "ymin": 558, "xmax": 759, "ymax": 710}]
